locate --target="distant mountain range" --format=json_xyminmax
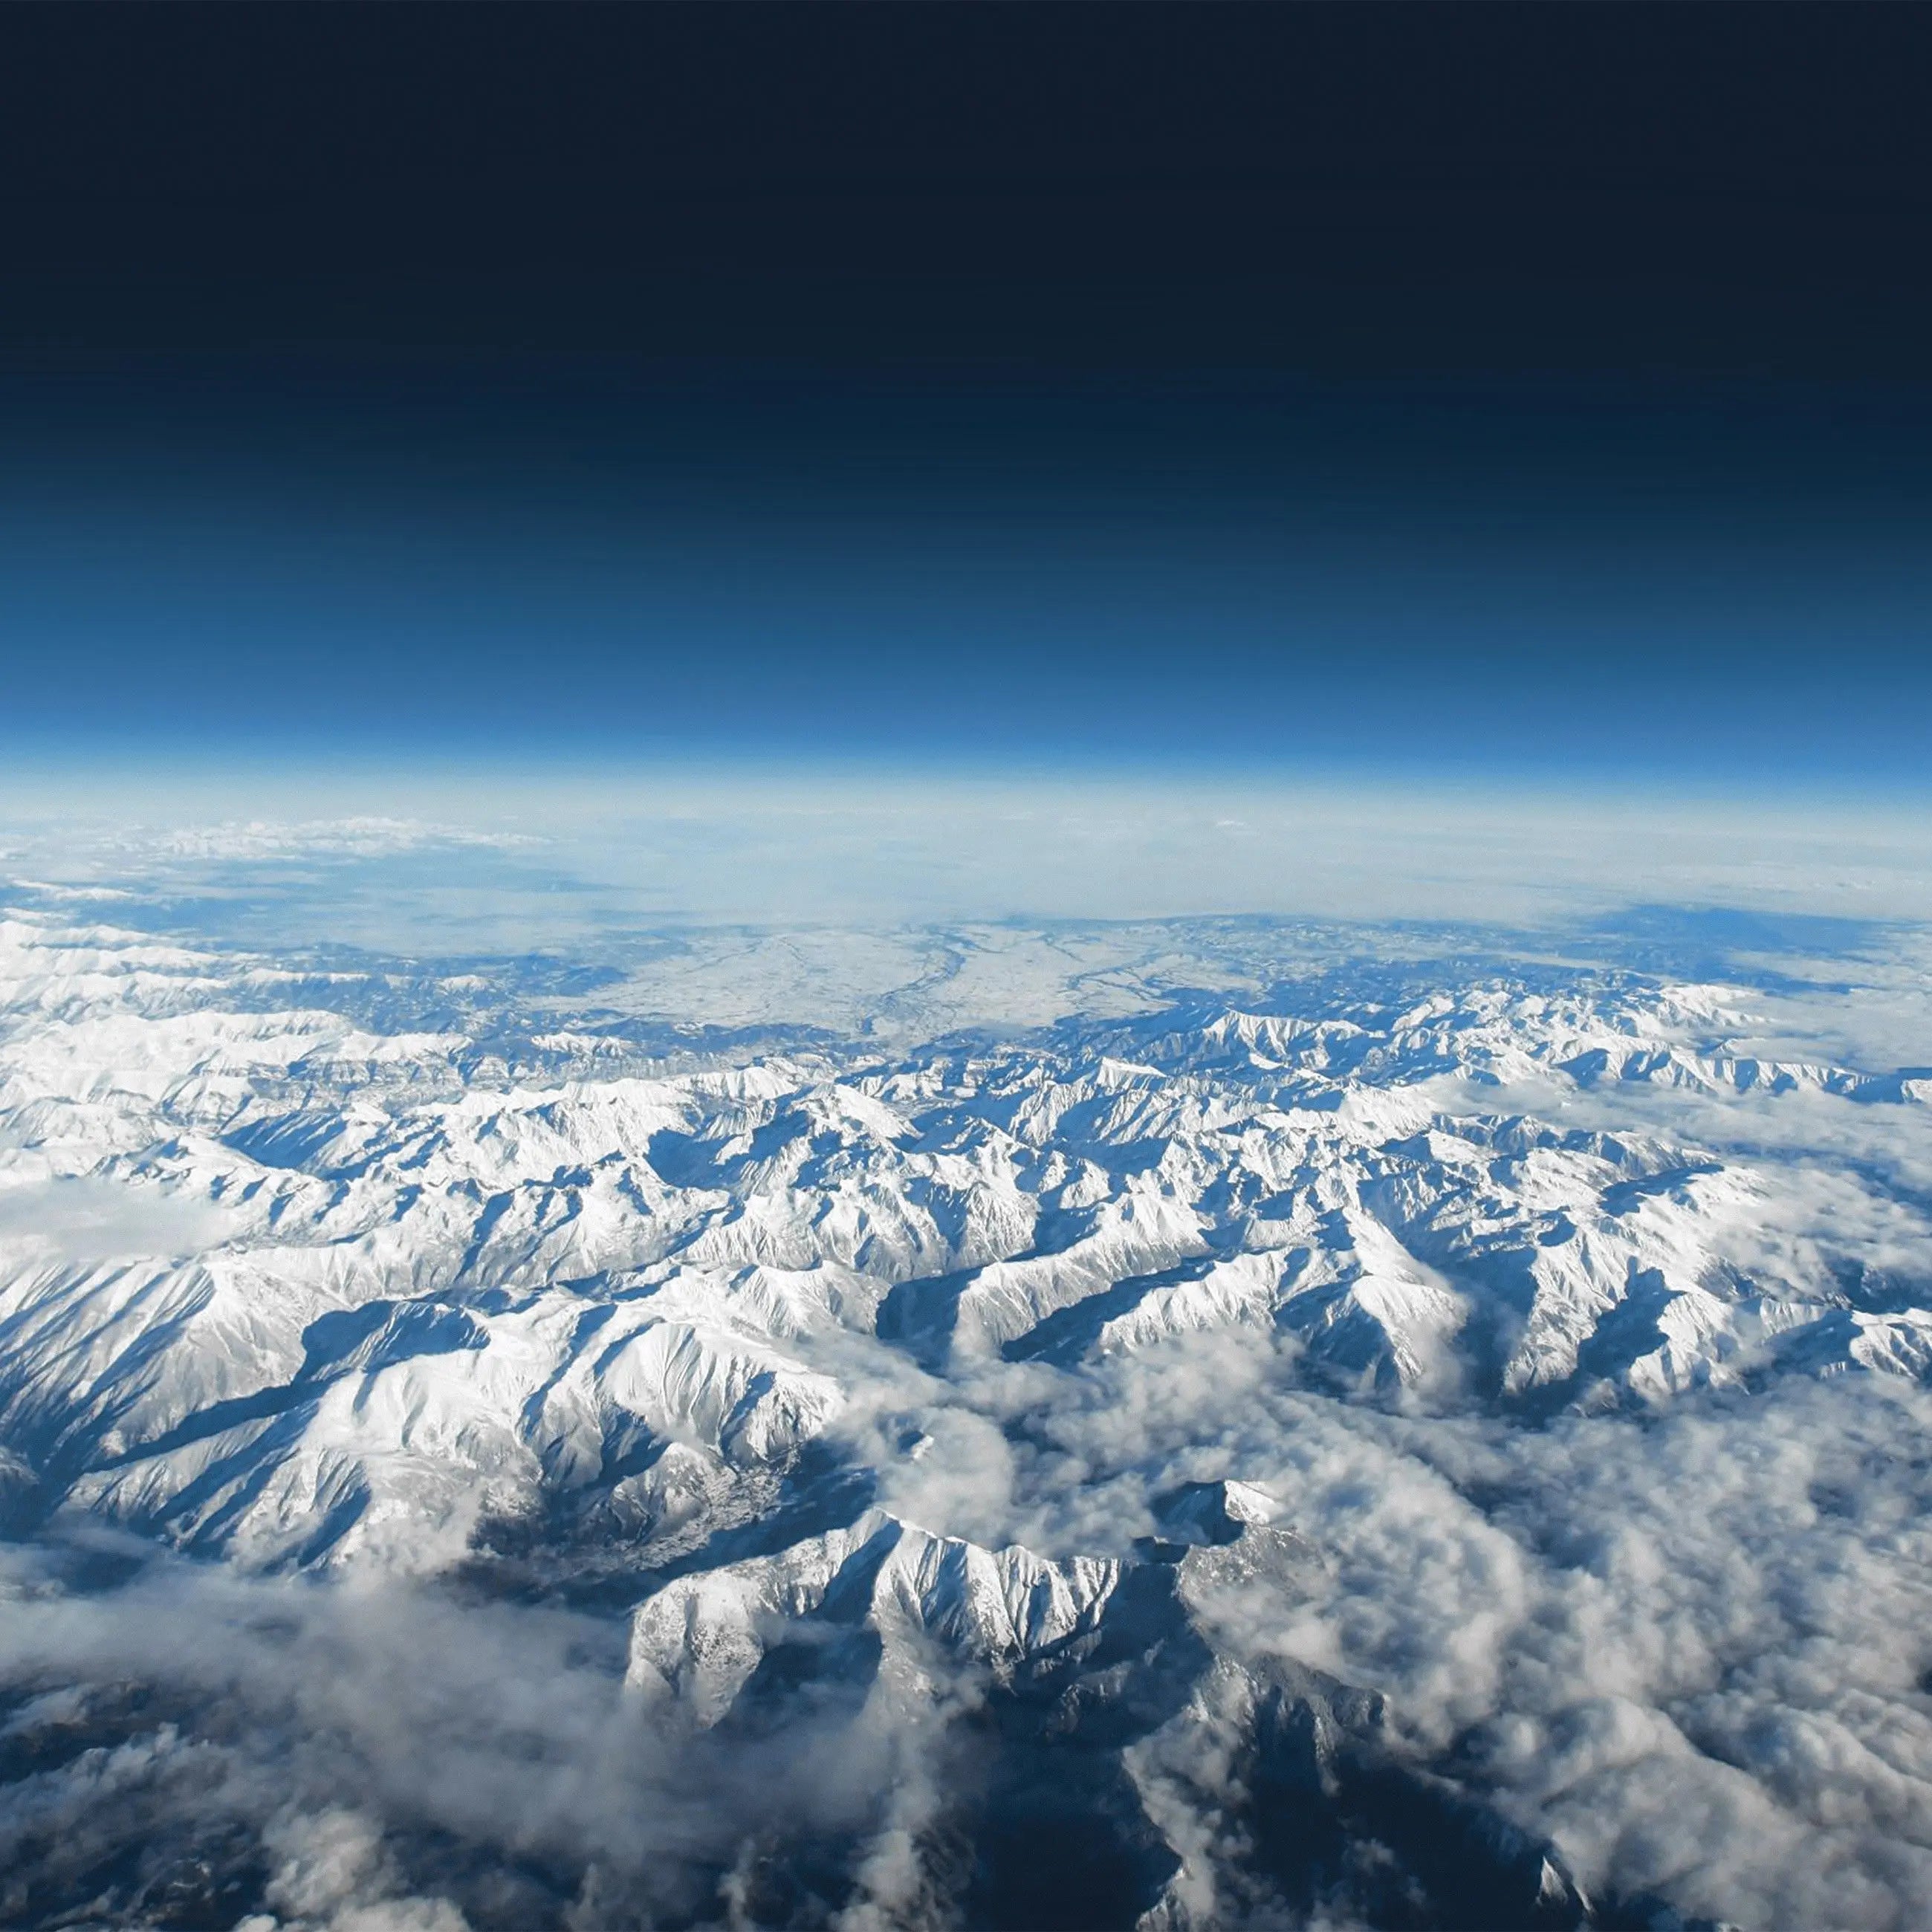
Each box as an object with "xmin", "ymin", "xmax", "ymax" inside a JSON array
[{"xmin": 2, "ymin": 903, "xmax": 1927, "ymax": 1930}]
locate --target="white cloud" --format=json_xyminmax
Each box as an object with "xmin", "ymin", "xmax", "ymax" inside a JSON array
[{"xmin": 0, "ymin": 1175, "xmax": 241, "ymax": 1262}]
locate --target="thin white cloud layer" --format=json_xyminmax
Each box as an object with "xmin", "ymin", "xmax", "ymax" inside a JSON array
[
  {"xmin": 0, "ymin": 1175, "xmax": 242, "ymax": 1262},
  {"xmin": 3, "ymin": 764, "xmax": 1931, "ymax": 944}
]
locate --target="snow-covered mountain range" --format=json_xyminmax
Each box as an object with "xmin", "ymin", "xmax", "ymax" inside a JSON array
[{"xmin": 3, "ymin": 889, "xmax": 1930, "ymax": 1931}]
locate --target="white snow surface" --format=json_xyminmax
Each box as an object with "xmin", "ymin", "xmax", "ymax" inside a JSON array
[
  {"xmin": 4, "ymin": 895, "xmax": 1932, "ymax": 1928},
  {"xmin": 3, "ymin": 907, "xmax": 1925, "ymax": 1574}
]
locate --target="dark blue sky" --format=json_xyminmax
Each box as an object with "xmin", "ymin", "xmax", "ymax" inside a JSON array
[{"xmin": 2, "ymin": 7, "xmax": 1928, "ymax": 787}]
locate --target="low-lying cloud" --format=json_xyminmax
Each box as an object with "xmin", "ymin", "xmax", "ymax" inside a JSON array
[{"xmin": 7, "ymin": 1360, "xmax": 1932, "ymax": 1928}]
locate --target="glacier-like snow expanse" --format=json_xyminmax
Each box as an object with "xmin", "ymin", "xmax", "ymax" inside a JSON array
[{"xmin": 2, "ymin": 833, "xmax": 1931, "ymax": 1932}]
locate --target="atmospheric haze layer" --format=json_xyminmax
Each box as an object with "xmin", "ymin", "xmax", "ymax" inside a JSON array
[{"xmin": 1, "ymin": 790, "xmax": 1931, "ymax": 1932}]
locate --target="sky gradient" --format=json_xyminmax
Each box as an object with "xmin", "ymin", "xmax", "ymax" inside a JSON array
[{"xmin": 1, "ymin": 7, "xmax": 1929, "ymax": 788}]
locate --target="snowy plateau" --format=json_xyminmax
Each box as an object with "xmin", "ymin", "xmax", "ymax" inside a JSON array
[{"xmin": 2, "ymin": 872, "xmax": 1932, "ymax": 1932}]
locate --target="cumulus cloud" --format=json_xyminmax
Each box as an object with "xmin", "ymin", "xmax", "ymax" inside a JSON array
[
  {"xmin": 1001, "ymin": 1354, "xmax": 1932, "ymax": 1929},
  {"xmin": 731, "ymin": 1315, "xmax": 1932, "ymax": 1927},
  {"xmin": 13, "ymin": 1346, "xmax": 1925, "ymax": 1928},
  {"xmin": 0, "ymin": 1534, "xmax": 893, "ymax": 1930}
]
